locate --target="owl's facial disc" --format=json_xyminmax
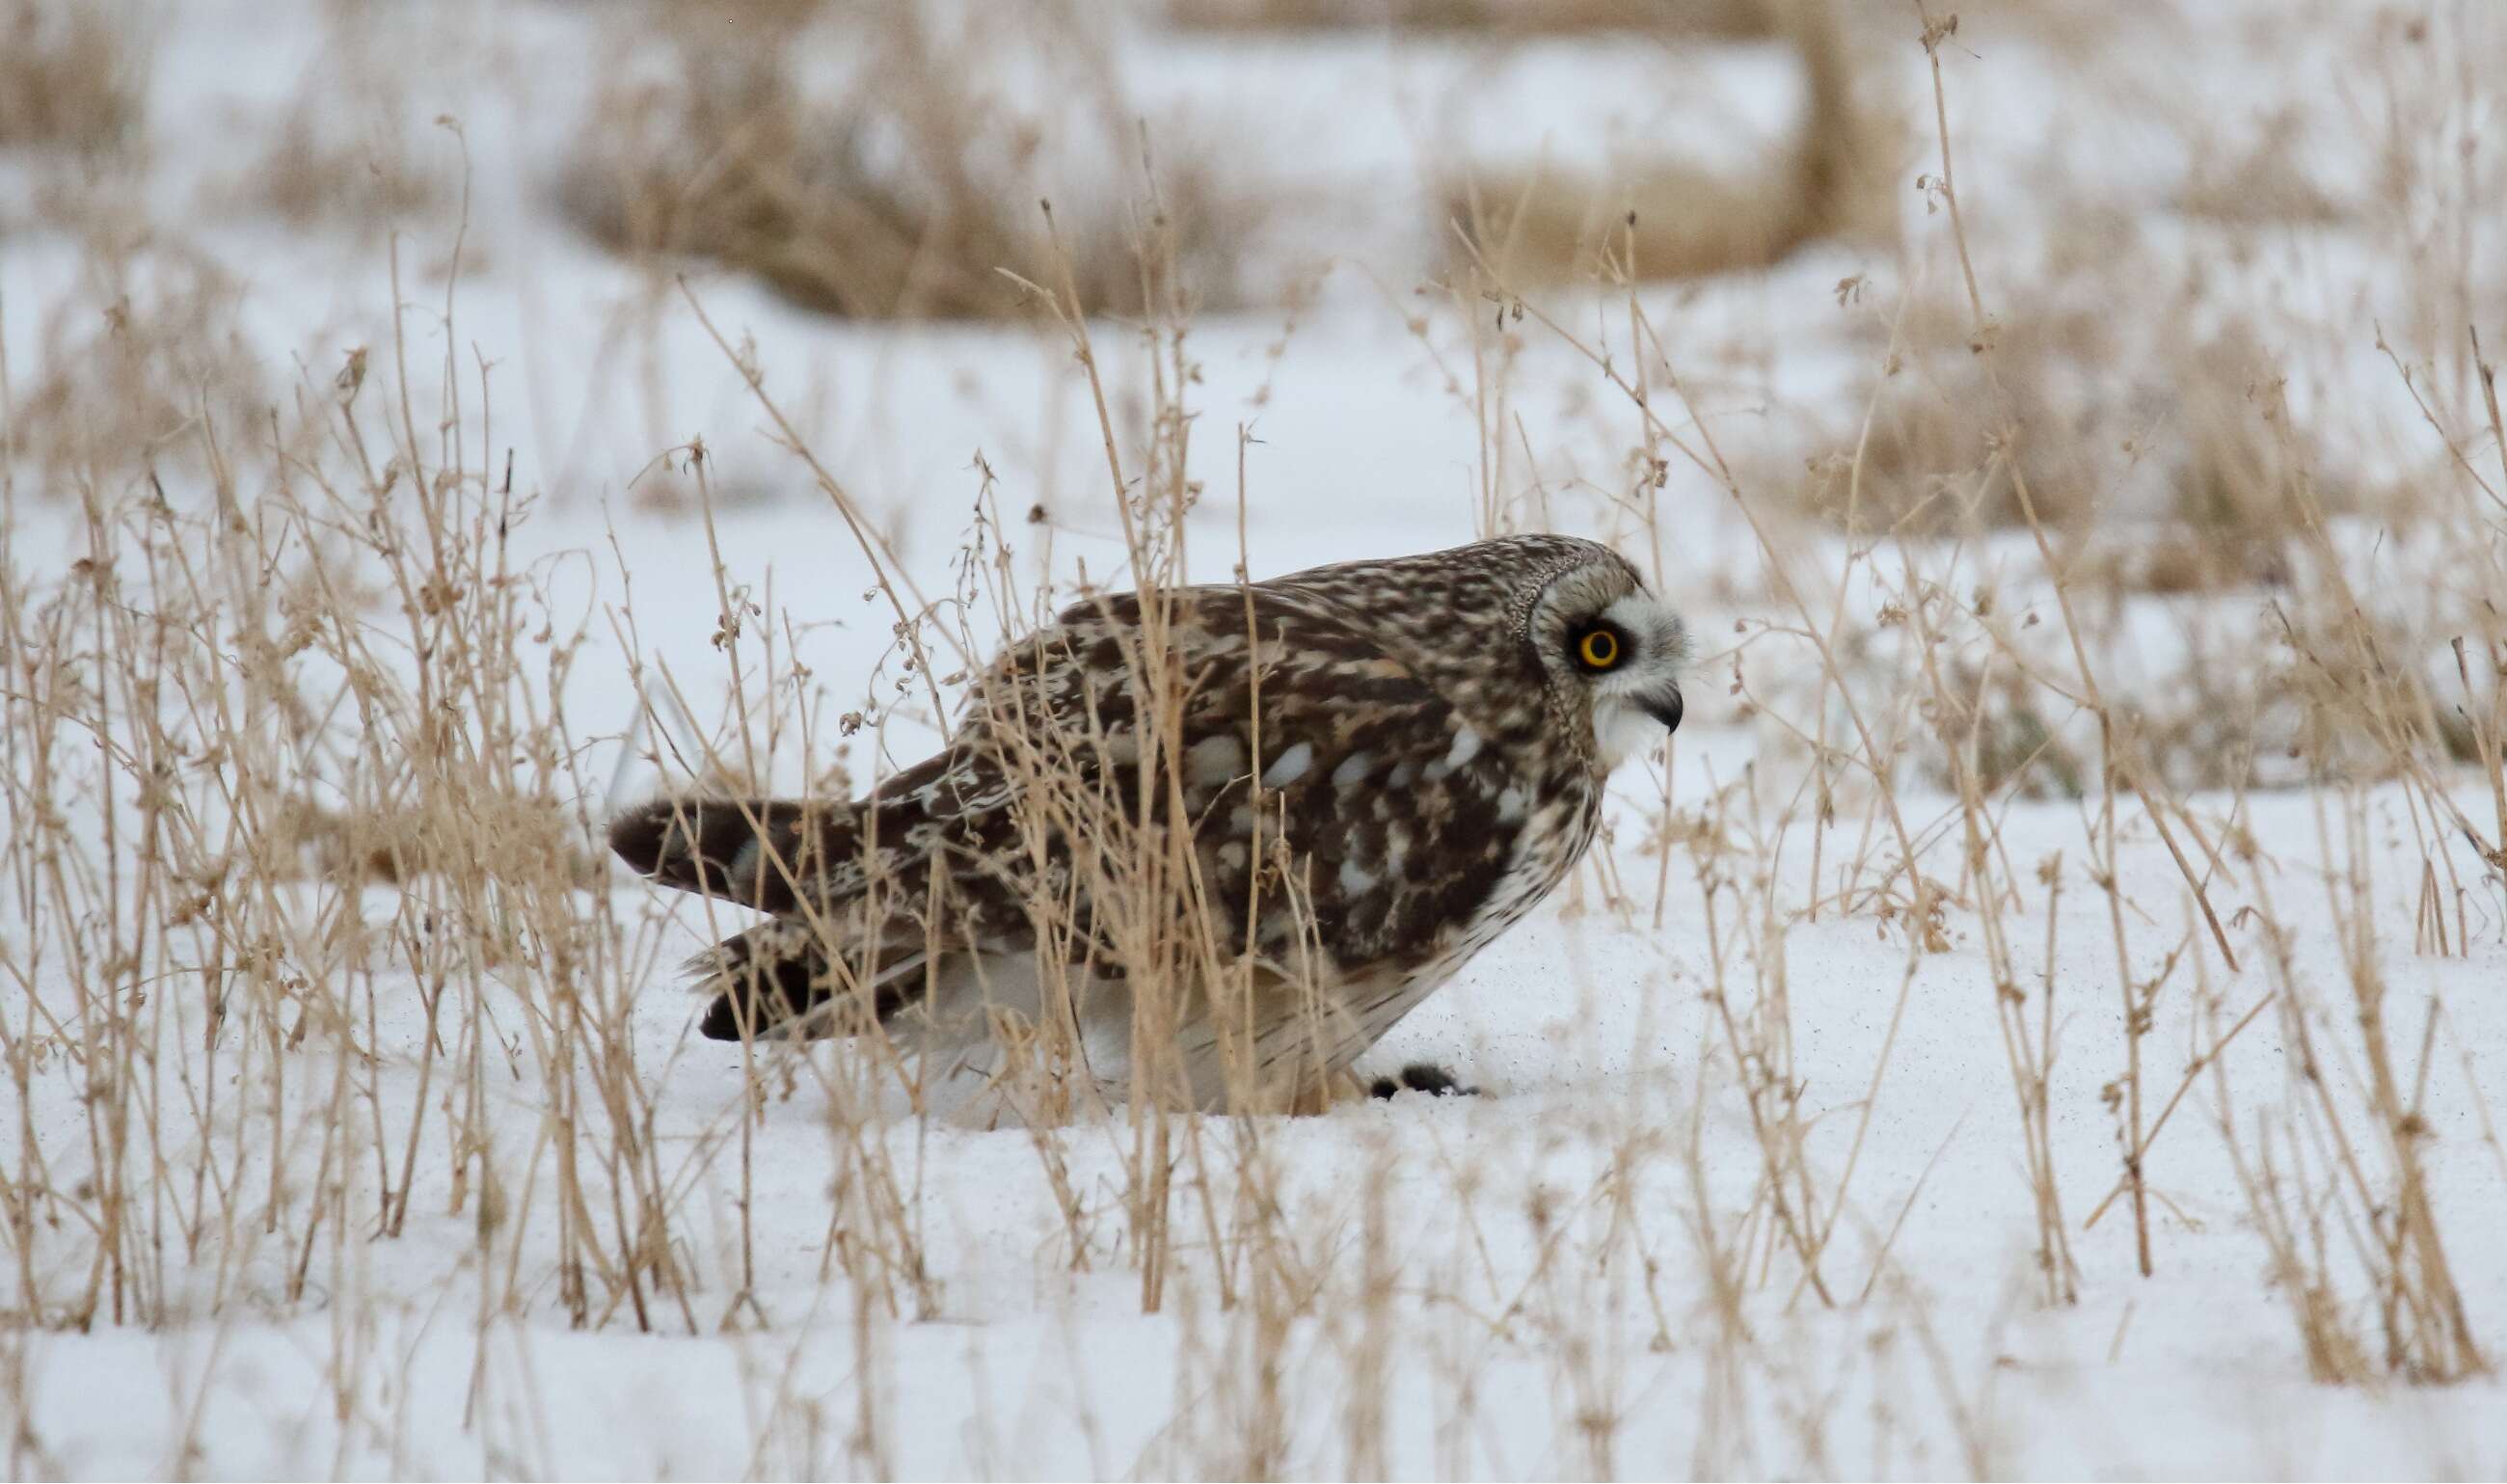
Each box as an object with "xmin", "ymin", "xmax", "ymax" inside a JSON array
[{"xmin": 1575, "ymin": 591, "xmax": 1689, "ymax": 769}]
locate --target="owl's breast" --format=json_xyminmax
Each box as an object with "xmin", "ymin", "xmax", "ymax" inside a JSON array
[
  {"xmin": 1176, "ymin": 714, "xmax": 1602, "ymax": 980},
  {"xmin": 1454, "ymin": 764, "xmax": 1604, "ymax": 951}
]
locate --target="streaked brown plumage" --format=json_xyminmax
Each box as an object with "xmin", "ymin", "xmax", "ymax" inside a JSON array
[{"xmin": 609, "ymin": 534, "xmax": 1686, "ymax": 1115}]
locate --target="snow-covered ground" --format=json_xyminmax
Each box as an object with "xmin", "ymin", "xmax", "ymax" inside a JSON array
[{"xmin": 4, "ymin": 0, "xmax": 2505, "ymax": 1476}]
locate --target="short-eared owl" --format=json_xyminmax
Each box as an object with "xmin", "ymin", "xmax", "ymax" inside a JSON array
[{"xmin": 609, "ymin": 535, "xmax": 1686, "ymax": 1116}]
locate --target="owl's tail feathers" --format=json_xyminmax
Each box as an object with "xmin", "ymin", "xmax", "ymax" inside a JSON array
[
  {"xmin": 607, "ymin": 794, "xmax": 933, "ymax": 1042},
  {"xmin": 685, "ymin": 915, "xmax": 931, "ymax": 1041},
  {"xmin": 606, "ymin": 796, "xmax": 857, "ymax": 914}
]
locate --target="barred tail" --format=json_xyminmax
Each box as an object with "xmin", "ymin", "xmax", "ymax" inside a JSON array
[
  {"xmin": 606, "ymin": 796, "xmax": 854, "ymax": 914},
  {"xmin": 687, "ymin": 917, "xmax": 930, "ymax": 1041}
]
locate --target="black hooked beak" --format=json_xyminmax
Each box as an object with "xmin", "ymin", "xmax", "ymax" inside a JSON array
[{"xmin": 1645, "ymin": 688, "xmax": 1684, "ymax": 735}]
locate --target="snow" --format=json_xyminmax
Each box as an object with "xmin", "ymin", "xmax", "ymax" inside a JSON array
[{"xmin": 4, "ymin": 0, "xmax": 2505, "ymax": 1477}]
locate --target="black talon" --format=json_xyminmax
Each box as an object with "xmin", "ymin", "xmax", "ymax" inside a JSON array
[{"xmin": 1373, "ymin": 1062, "xmax": 1478, "ymax": 1098}]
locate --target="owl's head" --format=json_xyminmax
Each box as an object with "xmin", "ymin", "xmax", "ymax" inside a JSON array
[{"xmin": 1522, "ymin": 545, "xmax": 1689, "ymax": 769}]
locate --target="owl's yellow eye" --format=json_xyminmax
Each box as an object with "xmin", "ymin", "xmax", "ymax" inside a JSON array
[{"xmin": 1577, "ymin": 628, "xmax": 1621, "ymax": 670}]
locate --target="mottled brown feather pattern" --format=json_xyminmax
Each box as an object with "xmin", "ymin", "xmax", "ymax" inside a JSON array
[{"xmin": 609, "ymin": 534, "xmax": 1684, "ymax": 1108}]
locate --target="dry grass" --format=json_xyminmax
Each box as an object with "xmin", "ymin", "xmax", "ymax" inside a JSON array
[
  {"xmin": 2, "ymin": 322, "xmax": 635, "ymax": 1331},
  {"xmin": 2223, "ymin": 842, "xmax": 2489, "ymax": 1384},
  {"xmin": 1810, "ymin": 291, "xmax": 2119, "ymax": 534},
  {"xmin": 564, "ymin": 0, "xmax": 1897, "ymax": 315},
  {"xmin": 228, "ymin": 91, "xmax": 451, "ymax": 236},
  {"xmin": 1464, "ymin": 0, "xmax": 2503, "ymax": 1352},
  {"xmin": 1444, "ymin": 1, "xmax": 1902, "ymax": 286},
  {"xmin": 1782, "ymin": 235, "xmax": 2477, "ymax": 798},
  {"xmin": 0, "ymin": 0, "xmax": 146, "ymax": 155},
  {"xmin": 1163, "ymin": 0, "xmax": 1769, "ymax": 37},
  {"xmin": 1807, "ymin": 283, "xmax": 2374, "ymax": 601},
  {"xmin": 2175, "ymin": 107, "xmax": 2351, "ymax": 226},
  {"xmin": 560, "ymin": 1, "xmax": 1258, "ymax": 321},
  {"xmin": 2, "ymin": 235, "xmax": 275, "ymax": 483}
]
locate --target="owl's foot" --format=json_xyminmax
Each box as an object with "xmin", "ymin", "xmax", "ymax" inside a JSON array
[{"xmin": 1369, "ymin": 1062, "xmax": 1479, "ymax": 1100}]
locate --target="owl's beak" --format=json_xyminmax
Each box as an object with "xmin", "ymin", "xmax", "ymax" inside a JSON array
[{"xmin": 1645, "ymin": 688, "xmax": 1684, "ymax": 735}]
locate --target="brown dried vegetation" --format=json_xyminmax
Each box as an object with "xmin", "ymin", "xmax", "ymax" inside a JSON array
[
  {"xmin": 0, "ymin": 0, "xmax": 146, "ymax": 155},
  {"xmin": 1445, "ymin": 2, "xmax": 1902, "ymax": 285},
  {"xmin": 560, "ymin": 4, "xmax": 1257, "ymax": 320}
]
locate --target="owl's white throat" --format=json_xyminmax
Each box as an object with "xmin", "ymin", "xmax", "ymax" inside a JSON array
[{"xmin": 1593, "ymin": 694, "xmax": 1669, "ymax": 769}]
